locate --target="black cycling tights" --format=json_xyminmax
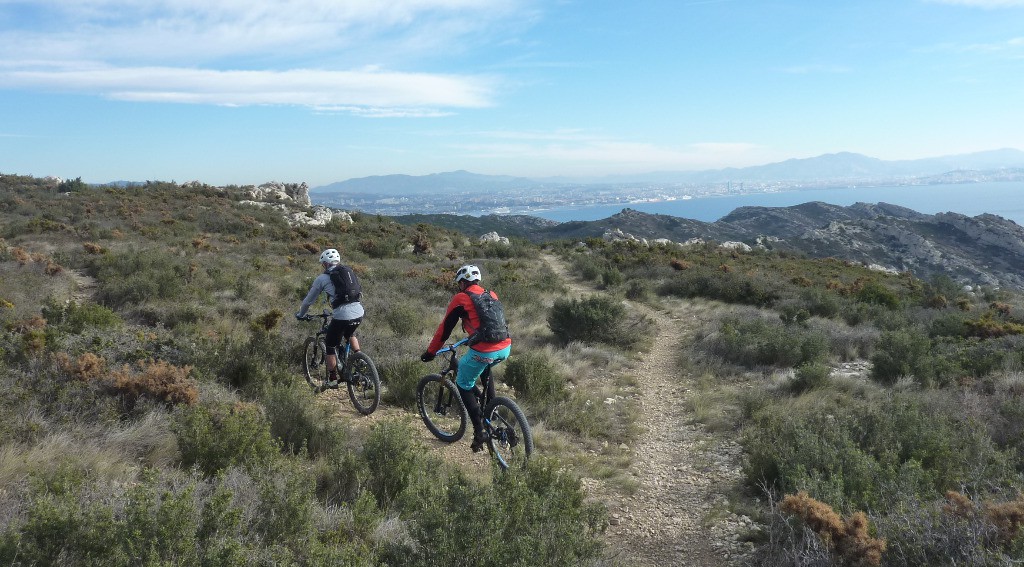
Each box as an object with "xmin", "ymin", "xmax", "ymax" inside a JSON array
[{"xmin": 457, "ymin": 369, "xmax": 497, "ymax": 440}]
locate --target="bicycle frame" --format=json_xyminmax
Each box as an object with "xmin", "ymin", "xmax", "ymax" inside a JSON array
[{"xmin": 435, "ymin": 339, "xmax": 497, "ymax": 420}]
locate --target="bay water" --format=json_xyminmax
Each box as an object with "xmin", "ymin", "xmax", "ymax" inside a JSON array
[{"xmin": 529, "ymin": 181, "xmax": 1024, "ymax": 225}]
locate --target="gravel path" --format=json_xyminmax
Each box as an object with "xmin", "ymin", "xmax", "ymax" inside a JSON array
[{"xmin": 542, "ymin": 254, "xmax": 753, "ymax": 567}]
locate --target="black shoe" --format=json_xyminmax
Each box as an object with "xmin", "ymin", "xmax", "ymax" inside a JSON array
[{"xmin": 470, "ymin": 432, "xmax": 489, "ymax": 453}]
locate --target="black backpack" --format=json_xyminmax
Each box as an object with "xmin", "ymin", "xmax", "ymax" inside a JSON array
[
  {"xmin": 328, "ymin": 265, "xmax": 362, "ymax": 308},
  {"xmin": 464, "ymin": 289, "xmax": 510, "ymax": 345}
]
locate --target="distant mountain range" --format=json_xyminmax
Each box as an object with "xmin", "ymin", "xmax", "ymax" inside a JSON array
[
  {"xmin": 311, "ymin": 148, "xmax": 1024, "ymax": 195},
  {"xmin": 395, "ymin": 203, "xmax": 1024, "ymax": 290}
]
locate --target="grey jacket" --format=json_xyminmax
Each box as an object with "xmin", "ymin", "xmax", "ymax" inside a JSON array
[{"xmin": 298, "ymin": 267, "xmax": 365, "ymax": 321}]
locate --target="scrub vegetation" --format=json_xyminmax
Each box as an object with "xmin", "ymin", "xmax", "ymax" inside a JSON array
[{"xmin": 4, "ymin": 173, "xmax": 1024, "ymax": 565}]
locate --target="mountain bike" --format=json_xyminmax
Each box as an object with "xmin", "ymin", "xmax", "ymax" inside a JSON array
[
  {"xmin": 300, "ymin": 310, "xmax": 380, "ymax": 415},
  {"xmin": 416, "ymin": 338, "xmax": 533, "ymax": 470}
]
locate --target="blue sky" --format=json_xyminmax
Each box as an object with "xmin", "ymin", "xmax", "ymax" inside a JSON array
[{"xmin": 2, "ymin": 0, "xmax": 1023, "ymax": 186}]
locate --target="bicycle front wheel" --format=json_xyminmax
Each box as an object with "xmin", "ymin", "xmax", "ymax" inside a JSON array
[
  {"xmin": 485, "ymin": 397, "xmax": 533, "ymax": 470},
  {"xmin": 416, "ymin": 374, "xmax": 468, "ymax": 442},
  {"xmin": 346, "ymin": 351, "xmax": 381, "ymax": 415},
  {"xmin": 303, "ymin": 337, "xmax": 328, "ymax": 392}
]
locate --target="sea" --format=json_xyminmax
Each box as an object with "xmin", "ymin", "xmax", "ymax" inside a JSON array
[{"xmin": 524, "ymin": 181, "xmax": 1024, "ymax": 226}]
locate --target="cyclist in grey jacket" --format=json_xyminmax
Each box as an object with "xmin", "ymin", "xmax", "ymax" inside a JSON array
[{"xmin": 295, "ymin": 248, "xmax": 364, "ymax": 388}]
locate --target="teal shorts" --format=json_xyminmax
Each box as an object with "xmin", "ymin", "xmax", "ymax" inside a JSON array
[{"xmin": 456, "ymin": 345, "xmax": 511, "ymax": 390}]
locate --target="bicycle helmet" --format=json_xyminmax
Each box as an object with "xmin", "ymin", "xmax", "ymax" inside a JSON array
[
  {"xmin": 454, "ymin": 264, "xmax": 481, "ymax": 284},
  {"xmin": 319, "ymin": 248, "xmax": 341, "ymax": 265}
]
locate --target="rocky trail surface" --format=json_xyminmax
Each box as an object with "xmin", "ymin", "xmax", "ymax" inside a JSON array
[{"xmin": 540, "ymin": 254, "xmax": 752, "ymax": 567}]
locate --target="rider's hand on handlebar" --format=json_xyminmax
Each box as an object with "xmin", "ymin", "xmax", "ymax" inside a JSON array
[{"xmin": 420, "ymin": 351, "xmax": 435, "ymax": 363}]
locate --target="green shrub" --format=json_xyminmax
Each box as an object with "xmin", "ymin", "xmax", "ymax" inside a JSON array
[
  {"xmin": 870, "ymin": 328, "xmax": 932, "ymax": 386},
  {"xmin": 856, "ymin": 280, "xmax": 901, "ymax": 309},
  {"xmin": 502, "ymin": 351, "xmax": 567, "ymax": 402},
  {"xmin": 624, "ymin": 280, "xmax": 651, "ymax": 301},
  {"xmin": 660, "ymin": 268, "xmax": 780, "ymax": 307},
  {"xmin": 600, "ymin": 268, "xmax": 624, "ymax": 288},
  {"xmin": 263, "ymin": 382, "xmax": 345, "ymax": 458},
  {"xmin": 89, "ymin": 249, "xmax": 189, "ymax": 309},
  {"xmin": 547, "ymin": 296, "xmax": 625, "ymax": 346},
  {"xmin": 41, "ymin": 298, "xmax": 121, "ymax": 334},
  {"xmin": 388, "ymin": 457, "xmax": 605, "ymax": 566},
  {"xmin": 570, "ymin": 253, "xmax": 604, "ymax": 281},
  {"xmin": 174, "ymin": 401, "xmax": 281, "ymax": 476},
  {"xmin": 380, "ymin": 358, "xmax": 422, "ymax": 410},
  {"xmin": 709, "ymin": 316, "xmax": 829, "ymax": 368},
  {"xmin": 362, "ymin": 420, "xmax": 425, "ymax": 508},
  {"xmin": 789, "ymin": 360, "xmax": 831, "ymax": 393},
  {"xmin": 382, "ymin": 303, "xmax": 423, "ymax": 337},
  {"xmin": 742, "ymin": 390, "xmax": 1015, "ymax": 513}
]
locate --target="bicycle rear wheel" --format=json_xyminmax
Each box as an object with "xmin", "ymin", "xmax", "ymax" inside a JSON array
[
  {"xmin": 485, "ymin": 397, "xmax": 533, "ymax": 470},
  {"xmin": 302, "ymin": 336, "xmax": 328, "ymax": 392},
  {"xmin": 346, "ymin": 351, "xmax": 381, "ymax": 415},
  {"xmin": 416, "ymin": 374, "xmax": 468, "ymax": 442}
]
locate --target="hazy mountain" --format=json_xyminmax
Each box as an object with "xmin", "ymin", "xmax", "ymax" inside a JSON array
[
  {"xmin": 310, "ymin": 170, "xmax": 538, "ymax": 195},
  {"xmin": 313, "ymin": 149, "xmax": 1024, "ymax": 194}
]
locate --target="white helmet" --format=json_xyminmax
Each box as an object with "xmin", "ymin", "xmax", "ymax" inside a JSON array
[
  {"xmin": 319, "ymin": 248, "xmax": 341, "ymax": 265},
  {"xmin": 454, "ymin": 264, "xmax": 481, "ymax": 284}
]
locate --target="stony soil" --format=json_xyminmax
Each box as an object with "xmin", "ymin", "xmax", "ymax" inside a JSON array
[{"xmin": 541, "ymin": 254, "xmax": 753, "ymax": 567}]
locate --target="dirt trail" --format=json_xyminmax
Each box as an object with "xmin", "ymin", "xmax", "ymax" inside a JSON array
[
  {"xmin": 69, "ymin": 269, "xmax": 98, "ymax": 303},
  {"xmin": 542, "ymin": 254, "xmax": 750, "ymax": 567}
]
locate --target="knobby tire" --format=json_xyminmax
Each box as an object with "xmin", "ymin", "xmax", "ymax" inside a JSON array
[
  {"xmin": 486, "ymin": 397, "xmax": 533, "ymax": 470},
  {"xmin": 416, "ymin": 374, "xmax": 468, "ymax": 442},
  {"xmin": 346, "ymin": 351, "xmax": 381, "ymax": 415},
  {"xmin": 303, "ymin": 337, "xmax": 328, "ymax": 392}
]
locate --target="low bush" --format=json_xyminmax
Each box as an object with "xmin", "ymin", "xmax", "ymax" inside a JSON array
[
  {"xmin": 107, "ymin": 359, "xmax": 199, "ymax": 407},
  {"xmin": 742, "ymin": 390, "xmax": 1016, "ymax": 514},
  {"xmin": 548, "ymin": 296, "xmax": 626, "ymax": 346},
  {"xmin": 379, "ymin": 358, "xmax": 422, "ymax": 410},
  {"xmin": 174, "ymin": 401, "xmax": 281, "ymax": 476},
  {"xmin": 387, "ymin": 457, "xmax": 606, "ymax": 566},
  {"xmin": 502, "ymin": 351, "xmax": 567, "ymax": 402},
  {"xmin": 707, "ymin": 316, "xmax": 829, "ymax": 369},
  {"xmin": 870, "ymin": 328, "xmax": 932, "ymax": 386},
  {"xmin": 382, "ymin": 303, "xmax": 424, "ymax": 337},
  {"xmin": 41, "ymin": 299, "xmax": 121, "ymax": 334},
  {"xmin": 262, "ymin": 382, "xmax": 346, "ymax": 458},
  {"xmin": 781, "ymin": 491, "xmax": 886, "ymax": 566},
  {"xmin": 361, "ymin": 420, "xmax": 426, "ymax": 509},
  {"xmin": 660, "ymin": 267, "xmax": 781, "ymax": 307},
  {"xmin": 789, "ymin": 360, "xmax": 831, "ymax": 393}
]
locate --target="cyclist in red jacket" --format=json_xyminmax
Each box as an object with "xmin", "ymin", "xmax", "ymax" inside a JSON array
[{"xmin": 421, "ymin": 264, "xmax": 511, "ymax": 452}]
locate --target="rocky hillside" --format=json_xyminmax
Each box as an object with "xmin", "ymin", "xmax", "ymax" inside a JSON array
[{"xmin": 396, "ymin": 202, "xmax": 1024, "ymax": 290}]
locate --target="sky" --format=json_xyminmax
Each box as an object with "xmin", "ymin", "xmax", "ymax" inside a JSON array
[{"xmin": 1, "ymin": 0, "xmax": 1023, "ymax": 187}]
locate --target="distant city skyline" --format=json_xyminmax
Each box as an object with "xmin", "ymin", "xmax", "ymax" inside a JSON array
[{"xmin": 2, "ymin": 0, "xmax": 1024, "ymax": 186}]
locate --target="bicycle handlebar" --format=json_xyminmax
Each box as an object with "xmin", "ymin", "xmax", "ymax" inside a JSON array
[
  {"xmin": 434, "ymin": 337, "xmax": 470, "ymax": 355},
  {"xmin": 299, "ymin": 309, "xmax": 332, "ymax": 322}
]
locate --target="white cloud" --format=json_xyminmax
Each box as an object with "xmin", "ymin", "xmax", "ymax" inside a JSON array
[
  {"xmin": 0, "ymin": 65, "xmax": 495, "ymax": 110},
  {"xmin": 0, "ymin": 0, "xmax": 523, "ymax": 111}
]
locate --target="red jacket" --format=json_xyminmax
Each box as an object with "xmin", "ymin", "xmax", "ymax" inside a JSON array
[{"xmin": 427, "ymin": 284, "xmax": 512, "ymax": 354}]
